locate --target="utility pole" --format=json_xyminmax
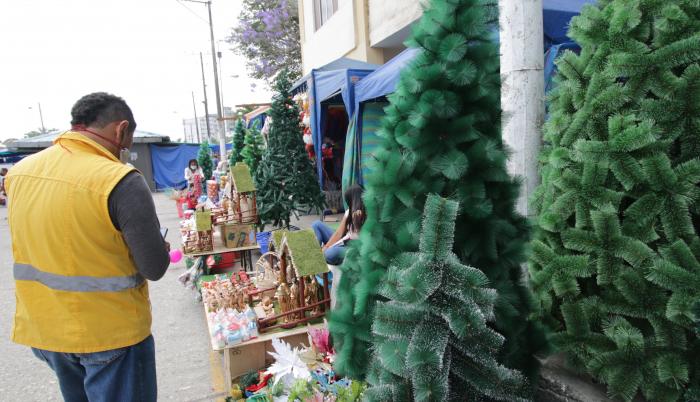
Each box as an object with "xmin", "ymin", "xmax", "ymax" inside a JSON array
[
  {"xmin": 199, "ymin": 51, "xmax": 211, "ymax": 141},
  {"xmin": 37, "ymin": 102, "xmax": 46, "ymax": 134},
  {"xmin": 499, "ymin": 0, "xmax": 545, "ymax": 218},
  {"xmin": 191, "ymin": 91, "xmax": 201, "ymax": 143},
  {"xmin": 217, "ymin": 48, "xmax": 227, "ymax": 137},
  {"xmin": 180, "ymin": 0, "xmax": 227, "ymax": 157},
  {"xmin": 206, "ymin": 1, "xmax": 226, "ymax": 158}
]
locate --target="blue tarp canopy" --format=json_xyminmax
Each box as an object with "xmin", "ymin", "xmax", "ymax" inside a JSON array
[
  {"xmin": 354, "ymin": 48, "xmax": 420, "ymax": 106},
  {"xmin": 291, "ymin": 63, "xmax": 377, "ymax": 188},
  {"xmin": 346, "ymin": 49, "xmax": 421, "ymax": 188},
  {"xmin": 543, "ymin": 0, "xmax": 595, "ymax": 47}
]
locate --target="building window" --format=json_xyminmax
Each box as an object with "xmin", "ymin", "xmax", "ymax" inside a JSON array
[{"xmin": 313, "ymin": 0, "xmax": 339, "ymax": 31}]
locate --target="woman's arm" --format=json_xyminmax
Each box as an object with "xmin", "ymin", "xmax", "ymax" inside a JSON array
[
  {"xmin": 323, "ymin": 212, "xmax": 348, "ymax": 250},
  {"xmin": 184, "ymin": 168, "xmax": 192, "ymax": 181}
]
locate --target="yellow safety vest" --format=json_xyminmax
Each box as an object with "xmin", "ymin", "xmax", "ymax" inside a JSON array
[{"xmin": 6, "ymin": 131, "xmax": 152, "ymax": 353}]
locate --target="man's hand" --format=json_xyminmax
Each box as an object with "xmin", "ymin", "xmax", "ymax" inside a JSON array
[{"xmin": 165, "ymin": 242, "xmax": 171, "ymax": 253}]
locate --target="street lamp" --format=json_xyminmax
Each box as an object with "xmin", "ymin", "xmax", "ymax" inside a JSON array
[{"xmin": 28, "ymin": 102, "xmax": 46, "ymax": 134}]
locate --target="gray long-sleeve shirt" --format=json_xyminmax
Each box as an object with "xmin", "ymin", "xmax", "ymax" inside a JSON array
[{"xmin": 108, "ymin": 171, "xmax": 169, "ymax": 281}]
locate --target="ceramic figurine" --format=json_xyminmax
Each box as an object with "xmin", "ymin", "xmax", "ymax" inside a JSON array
[
  {"xmin": 275, "ymin": 283, "xmax": 292, "ymax": 322},
  {"xmin": 262, "ymin": 296, "xmax": 275, "ymax": 318},
  {"xmin": 289, "ymin": 282, "xmax": 300, "ymax": 320},
  {"xmin": 305, "ymin": 277, "xmax": 321, "ymax": 313}
]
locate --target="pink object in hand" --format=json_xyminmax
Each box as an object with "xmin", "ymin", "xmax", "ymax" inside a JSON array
[{"xmin": 169, "ymin": 249, "xmax": 183, "ymax": 264}]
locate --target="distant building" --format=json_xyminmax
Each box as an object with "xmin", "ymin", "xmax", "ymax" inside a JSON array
[{"xmin": 182, "ymin": 107, "xmax": 235, "ymax": 143}]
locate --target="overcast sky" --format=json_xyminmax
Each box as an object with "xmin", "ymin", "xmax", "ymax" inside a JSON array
[{"xmin": 0, "ymin": 0, "xmax": 272, "ymax": 142}]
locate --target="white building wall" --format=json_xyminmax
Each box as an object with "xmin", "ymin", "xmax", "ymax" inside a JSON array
[
  {"xmin": 301, "ymin": 0, "xmax": 356, "ymax": 74},
  {"xmin": 368, "ymin": 0, "xmax": 423, "ymax": 48}
]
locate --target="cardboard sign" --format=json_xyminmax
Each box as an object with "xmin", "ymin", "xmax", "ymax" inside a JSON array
[
  {"xmin": 222, "ymin": 223, "xmax": 256, "ymax": 248},
  {"xmin": 195, "ymin": 210, "xmax": 213, "ymax": 231}
]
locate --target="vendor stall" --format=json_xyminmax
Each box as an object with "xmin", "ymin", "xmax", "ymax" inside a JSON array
[
  {"xmin": 344, "ymin": 0, "xmax": 593, "ymax": 190},
  {"xmin": 290, "ymin": 59, "xmax": 377, "ymax": 196},
  {"xmin": 178, "ymin": 163, "xmax": 261, "ymax": 293}
]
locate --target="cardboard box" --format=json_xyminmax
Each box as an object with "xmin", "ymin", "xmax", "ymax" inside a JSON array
[
  {"xmin": 221, "ymin": 223, "xmax": 257, "ymax": 249},
  {"xmin": 221, "ymin": 325, "xmax": 322, "ymax": 391}
]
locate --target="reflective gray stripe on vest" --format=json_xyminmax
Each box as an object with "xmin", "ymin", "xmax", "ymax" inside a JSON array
[{"xmin": 13, "ymin": 263, "xmax": 145, "ymax": 292}]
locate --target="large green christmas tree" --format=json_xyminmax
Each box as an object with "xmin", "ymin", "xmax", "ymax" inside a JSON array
[
  {"xmin": 230, "ymin": 119, "xmax": 246, "ymax": 166},
  {"xmin": 242, "ymin": 127, "xmax": 265, "ymax": 175},
  {"xmin": 255, "ymin": 69, "xmax": 325, "ymax": 228},
  {"xmin": 530, "ymin": 1, "xmax": 700, "ymax": 400},
  {"xmin": 329, "ymin": 0, "xmax": 547, "ymax": 389},
  {"xmin": 197, "ymin": 139, "xmax": 213, "ymax": 181},
  {"xmin": 365, "ymin": 194, "xmax": 529, "ymax": 401}
]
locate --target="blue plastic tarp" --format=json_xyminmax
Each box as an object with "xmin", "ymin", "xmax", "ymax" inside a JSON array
[
  {"xmin": 355, "ymin": 48, "xmax": 420, "ymax": 105},
  {"xmin": 543, "ymin": 0, "xmax": 595, "ymax": 47},
  {"xmin": 150, "ymin": 144, "xmax": 200, "ymax": 190},
  {"xmin": 209, "ymin": 143, "xmax": 233, "ymax": 152},
  {"xmin": 247, "ymin": 113, "xmax": 266, "ymax": 131}
]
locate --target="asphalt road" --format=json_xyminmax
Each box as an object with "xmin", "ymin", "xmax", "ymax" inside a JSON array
[{"xmin": 0, "ymin": 193, "xmax": 227, "ymax": 401}]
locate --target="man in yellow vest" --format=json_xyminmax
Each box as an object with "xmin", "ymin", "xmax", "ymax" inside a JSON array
[{"xmin": 6, "ymin": 92, "xmax": 170, "ymax": 402}]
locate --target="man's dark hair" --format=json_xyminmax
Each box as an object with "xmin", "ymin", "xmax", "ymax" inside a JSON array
[{"xmin": 70, "ymin": 92, "xmax": 136, "ymax": 133}]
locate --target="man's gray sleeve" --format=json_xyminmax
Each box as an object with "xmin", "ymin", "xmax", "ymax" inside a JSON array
[{"xmin": 108, "ymin": 171, "xmax": 169, "ymax": 281}]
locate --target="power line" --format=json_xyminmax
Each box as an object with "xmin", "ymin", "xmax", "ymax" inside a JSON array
[{"xmin": 174, "ymin": 0, "xmax": 209, "ymax": 25}]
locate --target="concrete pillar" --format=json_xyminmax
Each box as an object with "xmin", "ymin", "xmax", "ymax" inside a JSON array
[{"xmin": 499, "ymin": 0, "xmax": 545, "ymax": 218}]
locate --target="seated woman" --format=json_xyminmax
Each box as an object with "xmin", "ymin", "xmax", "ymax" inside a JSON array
[{"xmin": 311, "ymin": 185, "xmax": 365, "ymax": 265}]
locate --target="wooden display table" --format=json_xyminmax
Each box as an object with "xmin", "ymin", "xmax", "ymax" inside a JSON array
[
  {"xmin": 184, "ymin": 228, "xmax": 259, "ymax": 272},
  {"xmin": 204, "ymin": 303, "xmax": 323, "ymax": 392}
]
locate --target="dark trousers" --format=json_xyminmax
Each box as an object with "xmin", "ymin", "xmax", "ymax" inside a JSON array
[{"xmin": 32, "ymin": 335, "xmax": 157, "ymax": 402}]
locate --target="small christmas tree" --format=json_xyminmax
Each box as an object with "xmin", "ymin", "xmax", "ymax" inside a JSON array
[
  {"xmin": 255, "ymin": 69, "xmax": 324, "ymax": 228},
  {"xmin": 365, "ymin": 194, "xmax": 529, "ymax": 401},
  {"xmin": 329, "ymin": 0, "xmax": 546, "ymax": 385},
  {"xmin": 242, "ymin": 127, "xmax": 265, "ymax": 175},
  {"xmin": 530, "ymin": 1, "xmax": 700, "ymax": 400},
  {"xmin": 230, "ymin": 119, "xmax": 246, "ymax": 166},
  {"xmin": 197, "ymin": 139, "xmax": 213, "ymax": 181}
]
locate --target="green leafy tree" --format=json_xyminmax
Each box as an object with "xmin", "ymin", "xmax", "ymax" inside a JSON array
[
  {"xmin": 227, "ymin": 0, "xmax": 301, "ymax": 82},
  {"xmin": 530, "ymin": 1, "xmax": 700, "ymax": 400},
  {"xmin": 329, "ymin": 0, "xmax": 547, "ymax": 389},
  {"xmin": 197, "ymin": 139, "xmax": 213, "ymax": 182},
  {"xmin": 255, "ymin": 69, "xmax": 324, "ymax": 228},
  {"xmin": 365, "ymin": 194, "xmax": 529, "ymax": 401},
  {"xmin": 242, "ymin": 127, "xmax": 265, "ymax": 174},
  {"xmin": 230, "ymin": 119, "xmax": 247, "ymax": 166}
]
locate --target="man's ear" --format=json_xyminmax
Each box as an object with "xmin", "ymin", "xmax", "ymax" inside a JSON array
[{"xmin": 116, "ymin": 120, "xmax": 130, "ymax": 142}]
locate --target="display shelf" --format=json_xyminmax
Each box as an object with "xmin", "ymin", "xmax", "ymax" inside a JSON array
[
  {"xmin": 204, "ymin": 302, "xmax": 323, "ymax": 351},
  {"xmin": 183, "ymin": 228, "xmax": 259, "ymax": 257}
]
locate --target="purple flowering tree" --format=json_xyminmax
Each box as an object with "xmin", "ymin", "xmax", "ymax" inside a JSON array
[{"xmin": 228, "ymin": 0, "xmax": 302, "ymax": 82}]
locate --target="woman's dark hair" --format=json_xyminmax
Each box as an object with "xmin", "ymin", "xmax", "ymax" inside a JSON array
[
  {"xmin": 188, "ymin": 159, "xmax": 199, "ymax": 168},
  {"xmin": 344, "ymin": 184, "xmax": 365, "ymax": 233}
]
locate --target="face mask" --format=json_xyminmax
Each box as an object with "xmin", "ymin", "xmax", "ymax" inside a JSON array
[
  {"xmin": 119, "ymin": 148, "xmax": 131, "ymax": 164},
  {"xmin": 190, "ymin": 165, "xmax": 197, "ymax": 170}
]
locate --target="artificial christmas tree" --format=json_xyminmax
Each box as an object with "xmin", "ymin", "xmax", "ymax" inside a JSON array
[
  {"xmin": 329, "ymin": 0, "xmax": 547, "ymax": 390},
  {"xmin": 242, "ymin": 127, "xmax": 265, "ymax": 175},
  {"xmin": 255, "ymin": 69, "xmax": 324, "ymax": 229},
  {"xmin": 364, "ymin": 194, "xmax": 529, "ymax": 401},
  {"xmin": 197, "ymin": 139, "xmax": 213, "ymax": 182},
  {"xmin": 530, "ymin": 1, "xmax": 700, "ymax": 400},
  {"xmin": 230, "ymin": 119, "xmax": 247, "ymax": 166}
]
